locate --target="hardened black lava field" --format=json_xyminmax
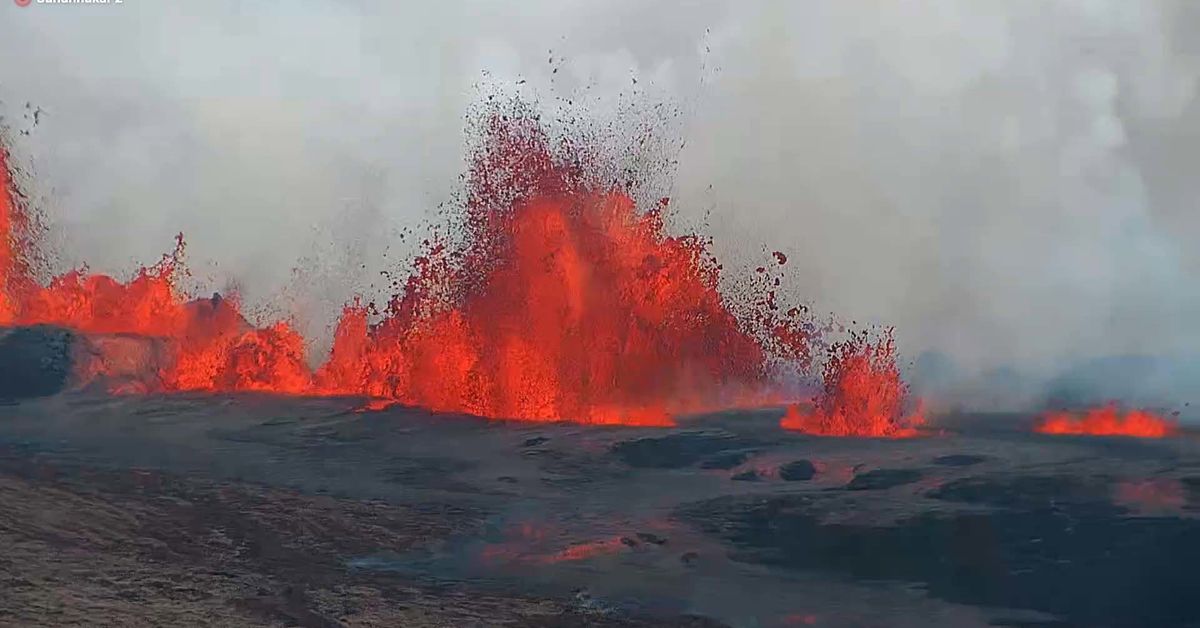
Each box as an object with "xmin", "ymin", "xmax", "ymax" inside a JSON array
[{"xmin": 1, "ymin": 390, "xmax": 1198, "ymax": 628}]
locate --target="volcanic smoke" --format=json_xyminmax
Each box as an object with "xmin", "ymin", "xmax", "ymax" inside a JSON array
[{"xmin": 0, "ymin": 106, "xmax": 922, "ymax": 429}]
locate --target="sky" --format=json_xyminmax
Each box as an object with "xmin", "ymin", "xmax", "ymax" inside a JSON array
[{"xmin": 2, "ymin": 0, "xmax": 1200, "ymax": 407}]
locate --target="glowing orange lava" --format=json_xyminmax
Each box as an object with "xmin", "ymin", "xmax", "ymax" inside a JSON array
[
  {"xmin": 0, "ymin": 142, "xmax": 36, "ymax": 324},
  {"xmin": 315, "ymin": 198, "xmax": 769, "ymax": 424},
  {"xmin": 541, "ymin": 537, "xmax": 629, "ymax": 563},
  {"xmin": 1034, "ymin": 404, "xmax": 1177, "ymax": 438},
  {"xmin": 309, "ymin": 113, "xmax": 818, "ymax": 424},
  {"xmin": 478, "ymin": 522, "xmax": 634, "ymax": 565},
  {"xmin": 0, "ymin": 155, "xmax": 13, "ymax": 321},
  {"xmin": 781, "ymin": 328, "xmax": 924, "ymax": 437},
  {"xmin": 1, "ymin": 108, "xmax": 914, "ymax": 429}
]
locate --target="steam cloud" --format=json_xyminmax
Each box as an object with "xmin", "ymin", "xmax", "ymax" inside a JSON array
[{"xmin": 2, "ymin": 1, "xmax": 1198, "ymax": 416}]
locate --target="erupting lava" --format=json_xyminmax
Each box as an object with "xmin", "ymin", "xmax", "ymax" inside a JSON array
[
  {"xmin": 3, "ymin": 140, "xmax": 313, "ymax": 393},
  {"xmin": 781, "ymin": 329, "xmax": 924, "ymax": 437},
  {"xmin": 0, "ymin": 108, "xmax": 828, "ymax": 425},
  {"xmin": 0, "ymin": 143, "xmax": 36, "ymax": 324},
  {"xmin": 1035, "ymin": 404, "xmax": 1177, "ymax": 438},
  {"xmin": 313, "ymin": 112, "xmax": 817, "ymax": 423}
]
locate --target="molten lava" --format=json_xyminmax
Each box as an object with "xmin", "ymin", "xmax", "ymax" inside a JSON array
[
  {"xmin": 0, "ymin": 143, "xmax": 35, "ymax": 324},
  {"xmin": 0, "ymin": 179, "xmax": 311, "ymax": 396},
  {"xmin": 1034, "ymin": 404, "xmax": 1177, "ymax": 438},
  {"xmin": 0, "ymin": 108, "xmax": 915, "ymax": 429},
  {"xmin": 781, "ymin": 328, "xmax": 924, "ymax": 437},
  {"xmin": 478, "ymin": 522, "xmax": 634, "ymax": 565},
  {"xmin": 315, "ymin": 197, "xmax": 776, "ymax": 424}
]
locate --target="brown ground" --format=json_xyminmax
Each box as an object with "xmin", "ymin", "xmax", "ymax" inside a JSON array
[
  {"xmin": 0, "ymin": 451, "xmax": 719, "ymax": 627},
  {"xmin": 1, "ymin": 393, "xmax": 1198, "ymax": 627}
]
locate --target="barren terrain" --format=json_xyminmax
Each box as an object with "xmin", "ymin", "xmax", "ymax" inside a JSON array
[{"xmin": 1, "ymin": 393, "xmax": 1197, "ymax": 627}]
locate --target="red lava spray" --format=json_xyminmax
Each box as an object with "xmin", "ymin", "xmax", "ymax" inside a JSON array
[
  {"xmin": 1035, "ymin": 403, "xmax": 1177, "ymax": 438},
  {"xmin": 0, "ymin": 105, "xmax": 919, "ymax": 429},
  {"xmin": 781, "ymin": 328, "xmax": 924, "ymax": 437}
]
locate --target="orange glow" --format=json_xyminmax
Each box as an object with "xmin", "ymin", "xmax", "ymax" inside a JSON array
[
  {"xmin": 355, "ymin": 398, "xmax": 401, "ymax": 413},
  {"xmin": 311, "ymin": 187, "xmax": 774, "ymax": 425},
  {"xmin": 307, "ymin": 112, "xmax": 814, "ymax": 424},
  {"xmin": 0, "ymin": 143, "xmax": 38, "ymax": 324},
  {"xmin": 1035, "ymin": 404, "xmax": 1177, "ymax": 438},
  {"xmin": 541, "ymin": 537, "xmax": 629, "ymax": 563},
  {"xmin": 14, "ymin": 237, "xmax": 187, "ymax": 337},
  {"xmin": 2, "ymin": 111, "xmax": 924, "ymax": 429},
  {"xmin": 477, "ymin": 522, "xmax": 635, "ymax": 565},
  {"xmin": 781, "ymin": 329, "xmax": 924, "ymax": 437},
  {"xmin": 0, "ymin": 147, "xmax": 15, "ymax": 322}
]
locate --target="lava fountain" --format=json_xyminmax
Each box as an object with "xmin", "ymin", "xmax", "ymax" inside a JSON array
[
  {"xmin": 781, "ymin": 329, "xmax": 924, "ymax": 437},
  {"xmin": 1034, "ymin": 403, "xmax": 1177, "ymax": 438},
  {"xmin": 0, "ymin": 104, "xmax": 909, "ymax": 427},
  {"xmin": 313, "ymin": 112, "xmax": 813, "ymax": 424}
]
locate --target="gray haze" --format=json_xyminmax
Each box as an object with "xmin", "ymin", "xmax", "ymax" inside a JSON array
[{"xmin": 2, "ymin": 1, "xmax": 1199, "ymax": 412}]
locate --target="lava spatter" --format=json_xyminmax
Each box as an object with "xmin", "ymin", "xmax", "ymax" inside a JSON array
[
  {"xmin": 781, "ymin": 328, "xmax": 924, "ymax": 437},
  {"xmin": 312, "ymin": 108, "xmax": 818, "ymax": 424},
  {"xmin": 0, "ymin": 105, "xmax": 922, "ymax": 430},
  {"xmin": 0, "ymin": 141, "xmax": 38, "ymax": 324},
  {"xmin": 1035, "ymin": 404, "xmax": 1177, "ymax": 438}
]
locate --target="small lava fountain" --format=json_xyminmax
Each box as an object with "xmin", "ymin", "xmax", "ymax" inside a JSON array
[
  {"xmin": 1035, "ymin": 403, "xmax": 1177, "ymax": 438},
  {"xmin": 780, "ymin": 329, "xmax": 924, "ymax": 437}
]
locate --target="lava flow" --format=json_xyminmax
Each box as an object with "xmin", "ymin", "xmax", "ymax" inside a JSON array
[
  {"xmin": 0, "ymin": 107, "xmax": 880, "ymax": 426},
  {"xmin": 781, "ymin": 329, "xmax": 924, "ymax": 437},
  {"xmin": 1034, "ymin": 404, "xmax": 1177, "ymax": 438}
]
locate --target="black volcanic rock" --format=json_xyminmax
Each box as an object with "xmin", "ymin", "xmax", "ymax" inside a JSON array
[
  {"xmin": 1184, "ymin": 477, "xmax": 1200, "ymax": 507},
  {"xmin": 698, "ymin": 451, "xmax": 751, "ymax": 470},
  {"xmin": 679, "ymin": 484, "xmax": 1200, "ymax": 628},
  {"xmin": 0, "ymin": 325, "xmax": 74, "ymax": 400},
  {"xmin": 846, "ymin": 468, "xmax": 923, "ymax": 491},
  {"xmin": 932, "ymin": 454, "xmax": 986, "ymax": 467},
  {"xmin": 0, "ymin": 324, "xmax": 171, "ymax": 400},
  {"xmin": 931, "ymin": 475, "xmax": 1118, "ymax": 514},
  {"xmin": 778, "ymin": 460, "xmax": 817, "ymax": 481},
  {"xmin": 731, "ymin": 470, "xmax": 760, "ymax": 482},
  {"xmin": 612, "ymin": 431, "xmax": 756, "ymax": 469}
]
